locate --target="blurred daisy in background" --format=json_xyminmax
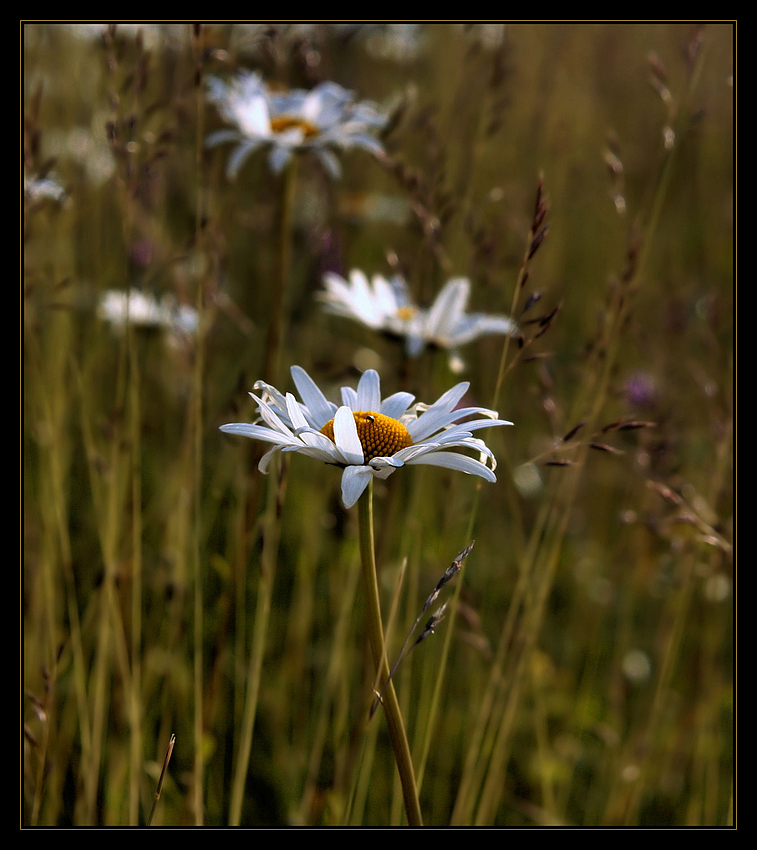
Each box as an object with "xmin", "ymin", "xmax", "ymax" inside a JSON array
[
  {"xmin": 98, "ymin": 288, "xmax": 198, "ymax": 341},
  {"xmin": 319, "ymin": 271, "xmax": 519, "ymax": 367},
  {"xmin": 205, "ymin": 71, "xmax": 388, "ymax": 178},
  {"xmin": 24, "ymin": 172, "xmax": 68, "ymax": 205},
  {"xmin": 318, "ymin": 269, "xmax": 416, "ymax": 337},
  {"xmin": 220, "ymin": 365, "xmax": 512, "ymax": 508}
]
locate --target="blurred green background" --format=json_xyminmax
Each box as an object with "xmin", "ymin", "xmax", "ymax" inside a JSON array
[{"xmin": 23, "ymin": 23, "xmax": 733, "ymax": 827}]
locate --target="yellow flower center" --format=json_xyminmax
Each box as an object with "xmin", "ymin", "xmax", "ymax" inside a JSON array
[
  {"xmin": 395, "ymin": 306, "xmax": 418, "ymax": 322},
  {"xmin": 270, "ymin": 115, "xmax": 320, "ymax": 138},
  {"xmin": 320, "ymin": 411, "xmax": 413, "ymax": 463}
]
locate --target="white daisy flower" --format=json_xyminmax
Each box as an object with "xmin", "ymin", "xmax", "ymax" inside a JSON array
[
  {"xmin": 220, "ymin": 365, "xmax": 512, "ymax": 508},
  {"xmin": 318, "ymin": 269, "xmax": 416, "ymax": 335},
  {"xmin": 97, "ymin": 288, "xmax": 198, "ymax": 338},
  {"xmin": 319, "ymin": 271, "xmax": 519, "ymax": 360},
  {"xmin": 24, "ymin": 173, "xmax": 67, "ymax": 205},
  {"xmin": 205, "ymin": 71, "xmax": 387, "ymax": 179}
]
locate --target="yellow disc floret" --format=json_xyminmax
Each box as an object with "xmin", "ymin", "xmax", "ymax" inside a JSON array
[
  {"xmin": 270, "ymin": 115, "xmax": 320, "ymax": 138},
  {"xmin": 395, "ymin": 306, "xmax": 418, "ymax": 321},
  {"xmin": 320, "ymin": 411, "xmax": 413, "ymax": 463}
]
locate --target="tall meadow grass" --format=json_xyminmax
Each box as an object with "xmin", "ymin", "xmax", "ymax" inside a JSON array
[{"xmin": 23, "ymin": 23, "xmax": 733, "ymax": 827}]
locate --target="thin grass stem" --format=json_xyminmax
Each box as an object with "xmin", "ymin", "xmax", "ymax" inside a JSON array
[
  {"xmin": 229, "ymin": 456, "xmax": 289, "ymax": 825},
  {"xmin": 147, "ymin": 733, "xmax": 176, "ymax": 826},
  {"xmin": 191, "ymin": 36, "xmax": 208, "ymax": 823}
]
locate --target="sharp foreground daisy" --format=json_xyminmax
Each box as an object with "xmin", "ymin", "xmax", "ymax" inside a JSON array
[
  {"xmin": 205, "ymin": 71, "xmax": 387, "ymax": 179},
  {"xmin": 220, "ymin": 366, "xmax": 512, "ymax": 508},
  {"xmin": 318, "ymin": 271, "xmax": 519, "ymax": 360}
]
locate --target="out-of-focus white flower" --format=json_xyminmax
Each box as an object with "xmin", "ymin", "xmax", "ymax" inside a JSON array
[
  {"xmin": 24, "ymin": 173, "xmax": 67, "ymax": 204},
  {"xmin": 97, "ymin": 288, "xmax": 198, "ymax": 339},
  {"xmin": 205, "ymin": 71, "xmax": 387, "ymax": 179},
  {"xmin": 319, "ymin": 271, "xmax": 519, "ymax": 363},
  {"xmin": 318, "ymin": 269, "xmax": 416, "ymax": 335},
  {"xmin": 220, "ymin": 365, "xmax": 512, "ymax": 508}
]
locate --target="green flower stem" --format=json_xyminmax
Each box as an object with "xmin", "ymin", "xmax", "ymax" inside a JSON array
[
  {"xmin": 263, "ymin": 157, "xmax": 297, "ymax": 384},
  {"xmin": 358, "ymin": 480, "xmax": 423, "ymax": 827}
]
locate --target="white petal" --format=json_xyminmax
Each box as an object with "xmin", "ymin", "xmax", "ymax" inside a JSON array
[
  {"xmin": 349, "ymin": 269, "xmax": 372, "ymax": 309},
  {"xmin": 253, "ymin": 380, "xmax": 288, "ymax": 411},
  {"xmin": 372, "ymin": 275, "xmax": 402, "ymax": 314},
  {"xmin": 424, "ymin": 278, "xmax": 470, "ymax": 339},
  {"xmin": 340, "ymin": 465, "xmax": 375, "ymax": 508},
  {"xmin": 380, "ymin": 391, "xmax": 415, "ymax": 420},
  {"xmin": 333, "ymin": 406, "xmax": 364, "ymax": 465},
  {"xmin": 429, "ymin": 381, "xmax": 470, "ymax": 413},
  {"xmin": 341, "ymin": 386, "xmax": 359, "ymax": 409},
  {"xmin": 405, "ymin": 334, "xmax": 425, "ymax": 357},
  {"xmin": 301, "ymin": 86, "xmax": 325, "ymax": 123},
  {"xmin": 409, "ymin": 436, "xmax": 495, "ymax": 464},
  {"xmin": 321, "ymin": 271, "xmax": 383, "ymax": 327},
  {"xmin": 404, "ymin": 450, "xmax": 497, "ymax": 481},
  {"xmin": 285, "ymin": 392, "xmax": 309, "ymax": 431},
  {"xmin": 404, "ymin": 431, "xmax": 473, "ymax": 452},
  {"xmin": 413, "ymin": 413, "xmax": 510, "ymax": 441},
  {"xmin": 291, "ymin": 366, "xmax": 337, "ymax": 427},
  {"xmin": 237, "ymin": 94, "xmax": 271, "ymax": 137},
  {"xmin": 220, "ymin": 423, "xmax": 292, "ymax": 446},
  {"xmin": 204, "ymin": 128, "xmax": 245, "ymax": 148},
  {"xmin": 321, "ymin": 271, "xmax": 348, "ymax": 298},
  {"xmin": 442, "ymin": 404, "xmax": 500, "ymax": 421},
  {"xmin": 459, "ymin": 417, "xmax": 513, "ymax": 431},
  {"xmin": 293, "ymin": 425, "xmax": 346, "ymax": 461},
  {"xmin": 317, "ymin": 149, "xmax": 342, "ymax": 179},
  {"xmin": 226, "ymin": 140, "xmax": 261, "ymax": 178},
  {"xmin": 356, "ymin": 369, "xmax": 381, "ymax": 412},
  {"xmin": 284, "ymin": 443, "xmax": 343, "ymax": 465},
  {"xmin": 445, "ymin": 314, "xmax": 518, "ymax": 346},
  {"xmin": 367, "ymin": 464, "xmax": 399, "ymax": 480},
  {"xmin": 407, "ymin": 382, "xmax": 469, "ymax": 441},
  {"xmin": 253, "ymin": 393, "xmax": 296, "ymax": 435},
  {"xmin": 257, "ymin": 445, "xmax": 281, "ymax": 474},
  {"xmin": 369, "ymin": 455, "xmax": 405, "ymax": 471},
  {"xmin": 268, "ymin": 145, "xmax": 294, "ymax": 173}
]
